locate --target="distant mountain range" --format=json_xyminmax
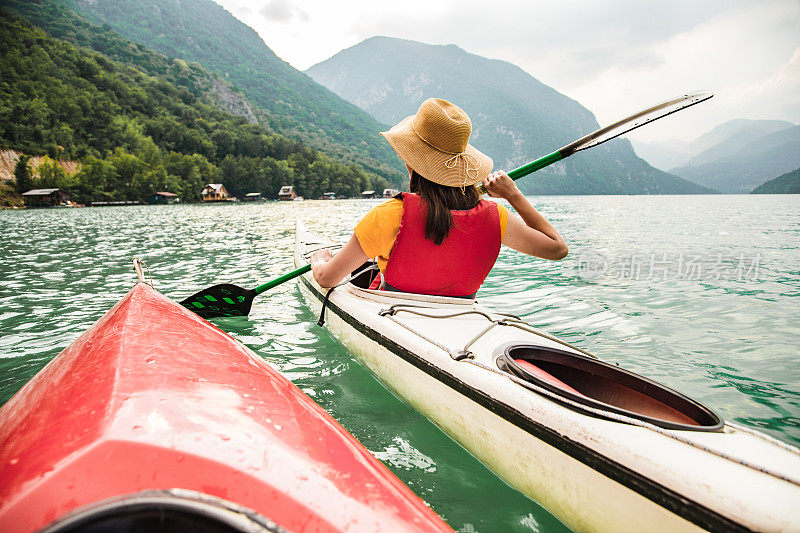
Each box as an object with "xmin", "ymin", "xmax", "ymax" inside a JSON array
[
  {"xmin": 632, "ymin": 119, "xmax": 800, "ymax": 193},
  {"xmin": 670, "ymin": 125, "xmax": 799, "ymax": 193},
  {"xmin": 632, "ymin": 119, "xmax": 794, "ymax": 170},
  {"xmin": 61, "ymin": 0, "xmax": 405, "ymax": 184},
  {"xmin": 751, "ymin": 167, "xmax": 800, "ymax": 194},
  {"xmin": 629, "ymin": 139, "xmax": 696, "ymax": 173},
  {"xmin": 307, "ymin": 37, "xmax": 713, "ymax": 195}
]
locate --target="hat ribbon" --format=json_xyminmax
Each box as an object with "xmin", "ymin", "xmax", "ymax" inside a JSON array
[{"xmin": 444, "ymin": 152, "xmax": 482, "ymax": 191}]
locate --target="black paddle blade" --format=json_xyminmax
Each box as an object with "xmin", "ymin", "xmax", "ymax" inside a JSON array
[{"xmin": 180, "ymin": 284, "xmax": 256, "ymax": 319}]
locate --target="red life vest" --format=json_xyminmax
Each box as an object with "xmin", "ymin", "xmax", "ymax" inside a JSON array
[{"xmin": 383, "ymin": 193, "xmax": 501, "ymax": 297}]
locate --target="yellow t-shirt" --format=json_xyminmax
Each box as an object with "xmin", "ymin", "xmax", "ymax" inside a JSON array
[{"xmin": 354, "ymin": 198, "xmax": 508, "ymax": 272}]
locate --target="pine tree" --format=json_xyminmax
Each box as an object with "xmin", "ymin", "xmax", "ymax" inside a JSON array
[{"xmin": 14, "ymin": 155, "xmax": 33, "ymax": 193}]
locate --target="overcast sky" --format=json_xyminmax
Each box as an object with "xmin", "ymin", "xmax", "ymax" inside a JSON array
[{"xmin": 215, "ymin": 0, "xmax": 800, "ymax": 143}]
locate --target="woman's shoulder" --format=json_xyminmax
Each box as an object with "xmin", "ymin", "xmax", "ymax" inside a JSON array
[
  {"xmin": 478, "ymin": 198, "xmax": 508, "ymax": 213},
  {"xmin": 479, "ymin": 199, "xmax": 509, "ymax": 238},
  {"xmin": 374, "ymin": 197, "xmax": 404, "ymax": 214},
  {"xmin": 359, "ymin": 198, "xmax": 403, "ymax": 226},
  {"xmin": 355, "ymin": 198, "xmax": 404, "ymax": 258},
  {"xmin": 383, "ymin": 197, "xmax": 405, "ymax": 207}
]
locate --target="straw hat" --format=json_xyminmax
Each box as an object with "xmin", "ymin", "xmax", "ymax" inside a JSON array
[{"xmin": 380, "ymin": 98, "xmax": 493, "ymax": 189}]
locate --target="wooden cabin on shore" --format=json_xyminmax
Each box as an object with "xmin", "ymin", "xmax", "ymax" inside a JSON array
[
  {"xmin": 243, "ymin": 192, "xmax": 263, "ymax": 202},
  {"xmin": 361, "ymin": 190, "xmax": 376, "ymax": 199},
  {"xmin": 201, "ymin": 184, "xmax": 231, "ymax": 202},
  {"xmin": 278, "ymin": 186, "xmax": 298, "ymax": 201},
  {"xmin": 148, "ymin": 192, "xmax": 180, "ymax": 205},
  {"xmin": 21, "ymin": 189, "xmax": 69, "ymax": 207}
]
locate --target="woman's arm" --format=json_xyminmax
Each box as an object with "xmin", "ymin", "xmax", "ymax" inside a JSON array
[
  {"xmin": 482, "ymin": 170, "xmax": 568, "ymax": 260},
  {"xmin": 310, "ymin": 233, "xmax": 369, "ymax": 288}
]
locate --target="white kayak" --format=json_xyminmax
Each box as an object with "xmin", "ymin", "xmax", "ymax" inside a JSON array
[{"xmin": 294, "ymin": 221, "xmax": 800, "ymax": 533}]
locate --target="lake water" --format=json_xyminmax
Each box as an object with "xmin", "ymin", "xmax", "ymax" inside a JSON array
[{"xmin": 1, "ymin": 195, "xmax": 798, "ymax": 532}]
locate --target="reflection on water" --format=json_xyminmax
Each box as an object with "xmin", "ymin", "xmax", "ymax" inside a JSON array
[{"xmin": 2, "ymin": 195, "xmax": 799, "ymax": 531}]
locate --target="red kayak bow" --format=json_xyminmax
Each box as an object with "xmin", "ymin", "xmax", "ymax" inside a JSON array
[{"xmin": 0, "ymin": 282, "xmax": 451, "ymax": 533}]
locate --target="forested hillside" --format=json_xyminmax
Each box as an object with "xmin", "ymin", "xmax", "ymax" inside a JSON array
[
  {"xmin": 0, "ymin": 0, "xmax": 261, "ymax": 125},
  {"xmin": 62, "ymin": 0, "xmax": 404, "ymax": 183},
  {"xmin": 0, "ymin": 12, "xmax": 389, "ymax": 203},
  {"xmin": 751, "ymin": 167, "xmax": 800, "ymax": 194}
]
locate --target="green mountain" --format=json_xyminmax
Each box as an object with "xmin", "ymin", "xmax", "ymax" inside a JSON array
[
  {"xmin": 751, "ymin": 167, "xmax": 800, "ymax": 194},
  {"xmin": 307, "ymin": 37, "xmax": 713, "ymax": 195},
  {"xmin": 671, "ymin": 125, "xmax": 800, "ymax": 193},
  {"xmin": 1, "ymin": 0, "xmax": 261, "ymax": 125},
  {"xmin": 62, "ymin": 0, "xmax": 404, "ymax": 183},
  {"xmin": 0, "ymin": 11, "xmax": 388, "ymax": 202}
]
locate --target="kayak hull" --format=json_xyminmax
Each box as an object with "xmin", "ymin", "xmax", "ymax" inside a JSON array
[
  {"xmin": 294, "ymin": 221, "xmax": 800, "ymax": 533},
  {"xmin": 0, "ymin": 283, "xmax": 451, "ymax": 533},
  {"xmin": 297, "ymin": 274, "xmax": 708, "ymax": 532}
]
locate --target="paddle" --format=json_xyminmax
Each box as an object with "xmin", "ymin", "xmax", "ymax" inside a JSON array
[
  {"xmin": 477, "ymin": 90, "xmax": 713, "ymax": 192},
  {"xmin": 181, "ymin": 91, "xmax": 712, "ymax": 319},
  {"xmin": 181, "ymin": 265, "xmax": 310, "ymax": 319}
]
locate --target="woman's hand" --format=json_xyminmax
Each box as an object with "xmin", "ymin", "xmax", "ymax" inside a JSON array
[
  {"xmin": 310, "ymin": 248, "xmax": 334, "ymax": 270},
  {"xmin": 483, "ymin": 170, "xmax": 568, "ymax": 260},
  {"xmin": 310, "ymin": 235, "xmax": 369, "ymax": 288},
  {"xmin": 482, "ymin": 170, "xmax": 522, "ymax": 201}
]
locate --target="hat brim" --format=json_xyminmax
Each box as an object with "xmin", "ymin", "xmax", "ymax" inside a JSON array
[{"xmin": 380, "ymin": 116, "xmax": 493, "ymax": 188}]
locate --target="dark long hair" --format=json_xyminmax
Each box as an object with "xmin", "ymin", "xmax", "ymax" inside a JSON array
[{"xmin": 409, "ymin": 171, "xmax": 481, "ymax": 245}]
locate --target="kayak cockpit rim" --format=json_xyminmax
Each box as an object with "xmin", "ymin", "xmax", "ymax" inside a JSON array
[
  {"xmin": 326, "ymin": 258, "xmax": 724, "ymax": 432},
  {"xmin": 345, "ymin": 260, "xmax": 477, "ymax": 307},
  {"xmin": 39, "ymin": 489, "xmax": 287, "ymax": 533},
  {"xmin": 497, "ymin": 344, "xmax": 724, "ymax": 431}
]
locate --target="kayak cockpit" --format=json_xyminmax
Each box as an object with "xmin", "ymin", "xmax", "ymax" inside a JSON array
[
  {"xmin": 498, "ymin": 345, "xmax": 723, "ymax": 431},
  {"xmin": 348, "ymin": 260, "xmax": 381, "ymax": 289},
  {"xmin": 41, "ymin": 489, "xmax": 285, "ymax": 533},
  {"xmin": 343, "ymin": 261, "xmax": 476, "ymax": 307}
]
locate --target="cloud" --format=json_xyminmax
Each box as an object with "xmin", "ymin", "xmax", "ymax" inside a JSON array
[
  {"xmin": 748, "ymin": 47, "xmax": 800, "ymax": 96},
  {"xmin": 572, "ymin": 1, "xmax": 800, "ymax": 140},
  {"xmin": 736, "ymin": 46, "xmax": 800, "ymax": 123},
  {"xmin": 344, "ymin": 0, "xmax": 735, "ymax": 83},
  {"xmin": 216, "ymin": 0, "xmax": 800, "ymax": 140},
  {"xmin": 259, "ymin": 0, "xmax": 307, "ymax": 23}
]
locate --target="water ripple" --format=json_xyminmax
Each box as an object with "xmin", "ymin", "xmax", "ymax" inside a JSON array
[{"xmin": 2, "ymin": 195, "xmax": 799, "ymax": 531}]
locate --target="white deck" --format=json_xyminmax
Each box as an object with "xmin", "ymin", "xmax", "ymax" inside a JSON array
[{"xmin": 294, "ymin": 221, "xmax": 800, "ymax": 533}]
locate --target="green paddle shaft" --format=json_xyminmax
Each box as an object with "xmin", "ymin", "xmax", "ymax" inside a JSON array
[
  {"xmin": 253, "ymin": 264, "xmax": 311, "ymax": 295},
  {"xmin": 476, "ymin": 149, "xmax": 563, "ymax": 194},
  {"xmin": 507, "ymin": 150, "xmax": 563, "ymax": 180}
]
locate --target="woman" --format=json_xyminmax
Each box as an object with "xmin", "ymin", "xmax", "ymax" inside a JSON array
[{"xmin": 311, "ymin": 98, "xmax": 567, "ymax": 296}]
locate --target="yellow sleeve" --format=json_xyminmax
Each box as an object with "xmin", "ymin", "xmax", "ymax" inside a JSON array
[
  {"xmin": 496, "ymin": 203, "xmax": 509, "ymax": 241},
  {"xmin": 354, "ymin": 199, "xmax": 404, "ymax": 264}
]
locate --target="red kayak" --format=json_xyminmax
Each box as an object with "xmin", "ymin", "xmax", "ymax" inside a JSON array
[{"xmin": 0, "ymin": 281, "xmax": 451, "ymax": 532}]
